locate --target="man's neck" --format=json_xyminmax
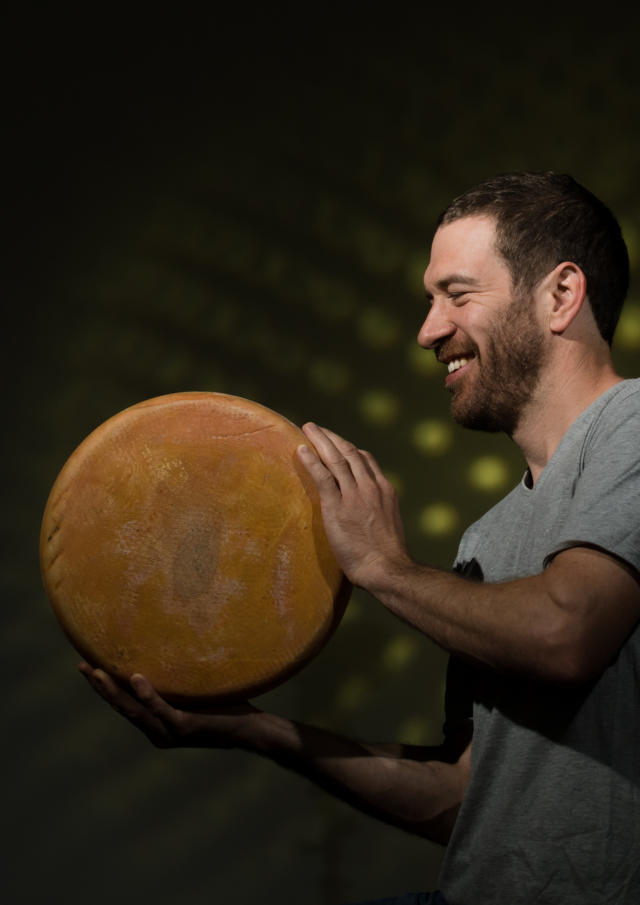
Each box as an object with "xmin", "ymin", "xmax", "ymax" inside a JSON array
[{"xmin": 512, "ymin": 354, "xmax": 623, "ymax": 485}]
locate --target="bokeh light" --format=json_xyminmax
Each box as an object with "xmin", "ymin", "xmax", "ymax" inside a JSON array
[
  {"xmin": 616, "ymin": 304, "xmax": 640, "ymax": 349},
  {"xmin": 395, "ymin": 714, "xmax": 431, "ymax": 745},
  {"xmin": 357, "ymin": 308, "xmax": 402, "ymax": 348},
  {"xmin": 412, "ymin": 419, "xmax": 454, "ymax": 455},
  {"xmin": 418, "ymin": 503, "xmax": 460, "ymax": 537},
  {"xmin": 307, "ymin": 358, "xmax": 351, "ymax": 394},
  {"xmin": 358, "ymin": 390, "xmax": 400, "ymax": 425},
  {"xmin": 382, "ymin": 635, "xmax": 420, "ymax": 672},
  {"xmin": 467, "ymin": 456, "xmax": 511, "ymax": 493}
]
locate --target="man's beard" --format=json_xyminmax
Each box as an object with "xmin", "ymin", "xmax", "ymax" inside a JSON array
[{"xmin": 446, "ymin": 295, "xmax": 546, "ymax": 436}]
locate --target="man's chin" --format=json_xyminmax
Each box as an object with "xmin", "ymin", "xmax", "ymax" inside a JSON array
[{"xmin": 450, "ymin": 393, "xmax": 510, "ymax": 434}]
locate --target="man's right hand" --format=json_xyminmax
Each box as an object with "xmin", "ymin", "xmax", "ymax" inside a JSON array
[{"xmin": 78, "ymin": 662, "xmax": 259, "ymax": 749}]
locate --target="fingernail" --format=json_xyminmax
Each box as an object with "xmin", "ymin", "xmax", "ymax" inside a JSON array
[{"xmin": 130, "ymin": 674, "xmax": 147, "ymax": 693}]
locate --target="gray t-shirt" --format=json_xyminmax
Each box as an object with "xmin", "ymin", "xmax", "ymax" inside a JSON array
[{"xmin": 438, "ymin": 379, "xmax": 640, "ymax": 905}]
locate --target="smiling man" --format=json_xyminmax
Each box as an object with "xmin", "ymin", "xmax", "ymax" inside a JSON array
[{"xmin": 81, "ymin": 173, "xmax": 640, "ymax": 905}]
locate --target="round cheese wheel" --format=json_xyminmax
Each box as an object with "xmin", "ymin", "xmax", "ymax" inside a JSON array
[{"xmin": 40, "ymin": 392, "xmax": 350, "ymax": 704}]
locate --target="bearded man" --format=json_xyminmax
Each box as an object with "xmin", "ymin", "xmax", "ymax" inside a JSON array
[{"xmin": 81, "ymin": 173, "xmax": 640, "ymax": 905}]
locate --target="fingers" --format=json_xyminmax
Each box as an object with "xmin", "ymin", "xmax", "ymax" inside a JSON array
[
  {"xmin": 359, "ymin": 448, "xmax": 391, "ymax": 486},
  {"xmin": 79, "ymin": 662, "xmax": 140, "ymax": 717},
  {"xmin": 78, "ymin": 662, "xmax": 173, "ymax": 745},
  {"xmin": 299, "ymin": 423, "xmax": 377, "ymax": 489},
  {"xmin": 297, "ymin": 442, "xmax": 342, "ymax": 501},
  {"xmin": 130, "ymin": 673, "xmax": 178, "ymax": 724}
]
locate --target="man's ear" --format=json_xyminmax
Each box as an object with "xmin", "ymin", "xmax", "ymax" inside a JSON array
[{"xmin": 541, "ymin": 262, "xmax": 588, "ymax": 335}]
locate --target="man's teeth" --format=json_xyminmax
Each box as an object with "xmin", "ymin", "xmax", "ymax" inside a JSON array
[{"xmin": 447, "ymin": 357, "xmax": 471, "ymax": 374}]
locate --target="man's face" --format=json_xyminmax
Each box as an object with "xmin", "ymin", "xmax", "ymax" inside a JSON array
[{"xmin": 420, "ymin": 215, "xmax": 547, "ymax": 435}]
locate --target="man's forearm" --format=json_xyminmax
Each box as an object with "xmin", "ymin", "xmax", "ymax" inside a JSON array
[
  {"xmin": 234, "ymin": 710, "xmax": 469, "ymax": 845},
  {"xmin": 80, "ymin": 663, "xmax": 467, "ymax": 846},
  {"xmin": 365, "ymin": 559, "xmax": 557, "ymax": 678},
  {"xmin": 364, "ymin": 546, "xmax": 640, "ymax": 683}
]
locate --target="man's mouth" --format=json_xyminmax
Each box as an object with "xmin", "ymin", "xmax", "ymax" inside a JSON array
[
  {"xmin": 447, "ymin": 356, "xmax": 473, "ymax": 374},
  {"xmin": 439, "ymin": 351, "xmax": 476, "ymax": 387}
]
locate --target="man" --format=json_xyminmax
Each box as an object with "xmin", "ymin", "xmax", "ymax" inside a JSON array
[{"xmin": 81, "ymin": 173, "xmax": 640, "ymax": 904}]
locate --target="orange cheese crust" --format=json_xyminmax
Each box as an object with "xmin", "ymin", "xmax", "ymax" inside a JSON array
[{"xmin": 40, "ymin": 392, "xmax": 350, "ymax": 703}]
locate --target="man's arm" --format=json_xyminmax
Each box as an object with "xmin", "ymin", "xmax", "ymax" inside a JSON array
[
  {"xmin": 79, "ymin": 663, "xmax": 470, "ymax": 845},
  {"xmin": 298, "ymin": 424, "xmax": 640, "ymax": 684}
]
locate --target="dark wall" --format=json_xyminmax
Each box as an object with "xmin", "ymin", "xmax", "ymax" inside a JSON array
[{"xmin": 5, "ymin": 9, "xmax": 640, "ymax": 904}]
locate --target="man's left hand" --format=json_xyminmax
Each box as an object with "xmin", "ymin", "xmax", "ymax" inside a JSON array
[{"xmin": 297, "ymin": 423, "xmax": 411, "ymax": 588}]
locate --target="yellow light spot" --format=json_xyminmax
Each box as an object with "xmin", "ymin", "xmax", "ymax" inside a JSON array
[
  {"xmin": 357, "ymin": 308, "xmax": 402, "ymax": 348},
  {"xmin": 396, "ymin": 715, "xmax": 430, "ymax": 745},
  {"xmin": 419, "ymin": 503, "xmax": 459, "ymax": 537},
  {"xmin": 616, "ymin": 304, "xmax": 640, "ymax": 349},
  {"xmin": 308, "ymin": 359, "xmax": 351, "ymax": 394},
  {"xmin": 468, "ymin": 456, "xmax": 511, "ymax": 492},
  {"xmin": 412, "ymin": 419, "xmax": 453, "ymax": 455},
  {"xmin": 359, "ymin": 390, "xmax": 399, "ymax": 425},
  {"xmin": 407, "ymin": 342, "xmax": 441, "ymax": 375},
  {"xmin": 382, "ymin": 636, "xmax": 420, "ymax": 672},
  {"xmin": 404, "ymin": 251, "xmax": 428, "ymax": 293},
  {"xmin": 383, "ymin": 471, "xmax": 404, "ymax": 496},
  {"xmin": 335, "ymin": 675, "xmax": 368, "ymax": 712},
  {"xmin": 621, "ymin": 220, "xmax": 639, "ymax": 270},
  {"xmin": 342, "ymin": 596, "xmax": 364, "ymax": 625}
]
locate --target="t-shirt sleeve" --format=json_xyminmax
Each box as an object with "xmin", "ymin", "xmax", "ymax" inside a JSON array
[{"xmin": 544, "ymin": 390, "xmax": 640, "ymax": 575}]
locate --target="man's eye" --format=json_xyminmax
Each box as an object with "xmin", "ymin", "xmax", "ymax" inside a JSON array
[{"xmin": 449, "ymin": 292, "xmax": 468, "ymax": 303}]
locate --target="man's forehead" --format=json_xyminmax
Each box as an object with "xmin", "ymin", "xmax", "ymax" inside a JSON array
[{"xmin": 424, "ymin": 214, "xmax": 506, "ymax": 288}]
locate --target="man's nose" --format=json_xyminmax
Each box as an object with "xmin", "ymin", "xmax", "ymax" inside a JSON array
[{"xmin": 417, "ymin": 301, "xmax": 456, "ymax": 349}]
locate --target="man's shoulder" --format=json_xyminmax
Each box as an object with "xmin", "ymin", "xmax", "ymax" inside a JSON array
[
  {"xmin": 585, "ymin": 377, "xmax": 640, "ymax": 425},
  {"xmin": 576, "ymin": 377, "xmax": 640, "ymax": 461}
]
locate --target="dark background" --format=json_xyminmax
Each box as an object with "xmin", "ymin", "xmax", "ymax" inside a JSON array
[{"xmin": 5, "ymin": 8, "xmax": 640, "ymax": 904}]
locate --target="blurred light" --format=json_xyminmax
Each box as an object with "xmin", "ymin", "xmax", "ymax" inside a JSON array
[
  {"xmin": 335, "ymin": 675, "xmax": 368, "ymax": 712},
  {"xmin": 418, "ymin": 502, "xmax": 459, "ymax": 537},
  {"xmin": 359, "ymin": 390, "xmax": 400, "ymax": 425},
  {"xmin": 383, "ymin": 470, "xmax": 404, "ymax": 496},
  {"xmin": 621, "ymin": 219, "xmax": 639, "ymax": 269},
  {"xmin": 357, "ymin": 307, "xmax": 402, "ymax": 348},
  {"xmin": 412, "ymin": 419, "xmax": 453, "ymax": 455},
  {"xmin": 616, "ymin": 303, "xmax": 640, "ymax": 349},
  {"xmin": 382, "ymin": 635, "xmax": 420, "ymax": 672},
  {"xmin": 342, "ymin": 595, "xmax": 364, "ymax": 624},
  {"xmin": 395, "ymin": 714, "xmax": 431, "ymax": 745},
  {"xmin": 406, "ymin": 341, "xmax": 442, "ymax": 376},
  {"xmin": 404, "ymin": 250, "xmax": 428, "ymax": 292},
  {"xmin": 467, "ymin": 455, "xmax": 511, "ymax": 492},
  {"xmin": 307, "ymin": 358, "xmax": 351, "ymax": 393}
]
